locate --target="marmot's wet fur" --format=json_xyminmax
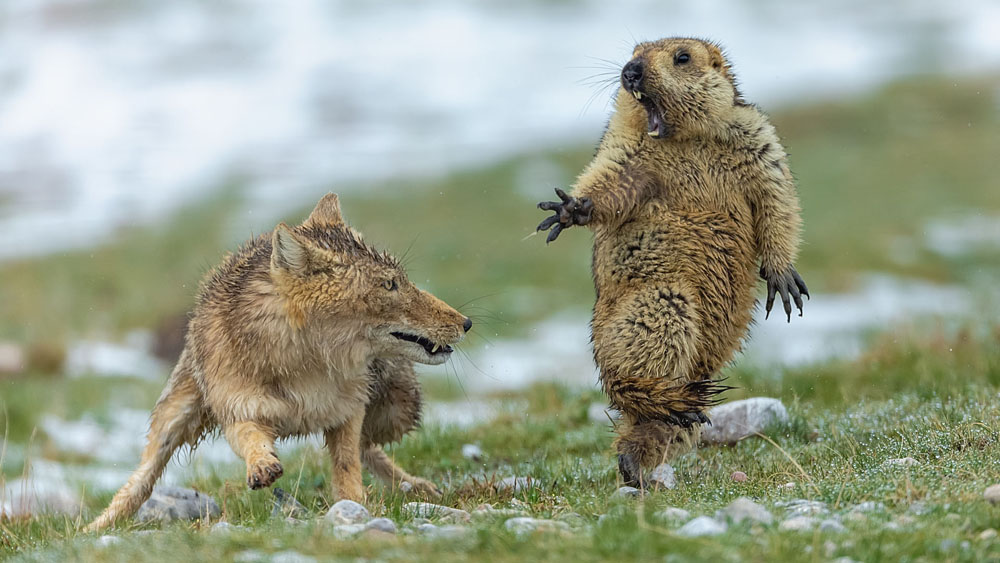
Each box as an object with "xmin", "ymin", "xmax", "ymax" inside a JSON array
[{"xmin": 538, "ymin": 37, "xmax": 808, "ymax": 487}]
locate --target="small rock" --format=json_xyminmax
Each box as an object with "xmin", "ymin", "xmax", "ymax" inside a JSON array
[
  {"xmin": 730, "ymin": 471, "xmax": 748, "ymax": 483},
  {"xmin": 979, "ymin": 528, "xmax": 997, "ymax": 540},
  {"xmin": 324, "ymin": 500, "xmax": 371, "ymax": 525},
  {"xmin": 849, "ymin": 501, "xmax": 884, "ymax": 513},
  {"xmin": 647, "ymin": 464, "xmax": 676, "ymax": 489},
  {"xmin": 364, "ymin": 517, "xmax": 397, "ymax": 534},
  {"xmin": 272, "ymin": 488, "xmax": 308, "ymax": 519},
  {"xmin": 496, "ymin": 476, "xmax": 540, "ymax": 493},
  {"xmin": 504, "ymin": 517, "xmax": 571, "ymax": 536},
  {"xmin": 944, "ymin": 513, "xmax": 962, "ymax": 523},
  {"xmin": 613, "ymin": 486, "xmax": 643, "ymax": 498},
  {"xmin": 779, "ymin": 516, "xmax": 818, "ymax": 531},
  {"xmin": 587, "ymin": 402, "xmax": 621, "ymax": 423},
  {"xmin": 824, "ymin": 540, "xmax": 837, "ymax": 557},
  {"xmin": 271, "ymin": 551, "xmax": 317, "ymax": 563},
  {"xmin": 403, "ymin": 502, "xmax": 471, "ymax": 523},
  {"xmin": 778, "ymin": 482, "xmax": 796, "ymax": 490},
  {"xmin": 555, "ymin": 512, "xmax": 587, "ymax": 527},
  {"xmin": 461, "ymin": 444, "xmax": 484, "ymax": 462},
  {"xmin": 700, "ymin": 398, "xmax": 788, "ymax": 445},
  {"xmin": 833, "ymin": 558, "xmax": 861, "ymax": 563},
  {"xmin": 233, "ymin": 550, "xmax": 268, "ymax": 563},
  {"xmin": 717, "ymin": 497, "xmax": 773, "ymax": 525},
  {"xmin": 417, "ymin": 523, "xmax": 467, "ymax": 539},
  {"xmin": 883, "ymin": 457, "xmax": 919, "ymax": 468},
  {"xmin": 677, "ymin": 516, "xmax": 727, "ymax": 537},
  {"xmin": 775, "ymin": 499, "xmax": 828, "ymax": 516},
  {"xmin": 819, "ymin": 519, "xmax": 847, "ymax": 533},
  {"xmin": 210, "ymin": 521, "xmax": 248, "ymax": 533},
  {"xmin": 331, "ymin": 524, "xmax": 366, "ymax": 539},
  {"xmin": 0, "ymin": 341, "xmax": 25, "ymax": 374},
  {"xmin": 844, "ymin": 511, "xmax": 867, "ymax": 523},
  {"xmin": 136, "ymin": 486, "xmax": 220, "ymax": 523},
  {"xmin": 984, "ymin": 484, "xmax": 1000, "ymax": 504},
  {"xmin": 653, "ymin": 507, "xmax": 691, "ymax": 524},
  {"xmin": 472, "ymin": 503, "xmax": 529, "ymax": 519},
  {"xmin": 908, "ymin": 501, "xmax": 930, "ymax": 515},
  {"xmin": 96, "ymin": 535, "xmax": 120, "ymax": 547}
]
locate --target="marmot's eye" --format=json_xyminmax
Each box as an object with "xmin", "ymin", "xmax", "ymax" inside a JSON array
[
  {"xmin": 674, "ymin": 51, "xmax": 691, "ymax": 65},
  {"xmin": 382, "ymin": 279, "xmax": 398, "ymax": 291}
]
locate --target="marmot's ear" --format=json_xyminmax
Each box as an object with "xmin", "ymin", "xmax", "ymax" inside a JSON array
[
  {"xmin": 303, "ymin": 193, "xmax": 344, "ymax": 227},
  {"xmin": 271, "ymin": 223, "xmax": 312, "ymax": 273}
]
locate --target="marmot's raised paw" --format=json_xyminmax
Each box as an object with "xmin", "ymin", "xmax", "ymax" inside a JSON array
[
  {"xmin": 760, "ymin": 266, "xmax": 809, "ymax": 322},
  {"xmin": 536, "ymin": 188, "xmax": 593, "ymax": 243},
  {"xmin": 247, "ymin": 453, "xmax": 284, "ymax": 490}
]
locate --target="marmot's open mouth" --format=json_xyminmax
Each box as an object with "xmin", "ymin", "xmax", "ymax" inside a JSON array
[
  {"xmin": 628, "ymin": 89, "xmax": 666, "ymax": 138},
  {"xmin": 391, "ymin": 331, "xmax": 453, "ymax": 356}
]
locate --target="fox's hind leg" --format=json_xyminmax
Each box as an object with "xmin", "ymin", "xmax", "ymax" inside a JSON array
[
  {"xmin": 223, "ymin": 422, "xmax": 283, "ymax": 490},
  {"xmin": 360, "ymin": 358, "xmax": 440, "ymax": 497}
]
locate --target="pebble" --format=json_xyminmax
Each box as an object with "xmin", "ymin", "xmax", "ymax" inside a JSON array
[
  {"xmin": 819, "ymin": 519, "xmax": 847, "ymax": 533},
  {"xmin": 504, "ymin": 517, "xmax": 571, "ymax": 536},
  {"xmin": 331, "ymin": 524, "xmax": 366, "ymax": 539},
  {"xmin": 364, "ymin": 518, "xmax": 398, "ymax": 534},
  {"xmin": 461, "ymin": 444, "xmax": 484, "ymax": 462},
  {"xmin": 647, "ymin": 464, "xmax": 676, "ymax": 489},
  {"xmin": 716, "ymin": 497, "xmax": 773, "ymax": 525},
  {"xmin": 324, "ymin": 500, "xmax": 371, "ymax": 525},
  {"xmin": 883, "ymin": 457, "xmax": 919, "ymax": 468},
  {"xmin": 136, "ymin": 486, "xmax": 220, "ymax": 523},
  {"xmin": 849, "ymin": 501, "xmax": 884, "ymax": 513},
  {"xmin": 403, "ymin": 502, "xmax": 471, "ymax": 523},
  {"xmin": 653, "ymin": 507, "xmax": 691, "ymax": 524},
  {"xmin": 555, "ymin": 512, "xmax": 587, "ymax": 527},
  {"xmin": 730, "ymin": 471, "xmax": 748, "ymax": 483},
  {"xmin": 210, "ymin": 521, "xmax": 248, "ymax": 534},
  {"xmin": 0, "ymin": 341, "xmax": 25, "ymax": 374},
  {"xmin": 272, "ymin": 488, "xmax": 309, "ymax": 519},
  {"xmin": 96, "ymin": 535, "xmax": 120, "ymax": 547},
  {"xmin": 984, "ymin": 484, "xmax": 1000, "ymax": 504},
  {"xmin": 270, "ymin": 551, "xmax": 317, "ymax": 563},
  {"xmin": 472, "ymin": 503, "xmax": 529, "ymax": 519},
  {"xmin": 234, "ymin": 550, "xmax": 268, "ymax": 563},
  {"xmin": 779, "ymin": 516, "xmax": 818, "ymax": 531},
  {"xmin": 979, "ymin": 528, "xmax": 998, "ymax": 540},
  {"xmin": 700, "ymin": 398, "xmax": 788, "ymax": 445},
  {"xmin": 496, "ymin": 476, "xmax": 540, "ymax": 493},
  {"xmin": 778, "ymin": 482, "xmax": 796, "ymax": 490},
  {"xmin": 775, "ymin": 499, "xmax": 828, "ymax": 516},
  {"xmin": 677, "ymin": 516, "xmax": 727, "ymax": 537},
  {"xmin": 416, "ymin": 523, "xmax": 468, "ymax": 539},
  {"xmin": 613, "ymin": 486, "xmax": 643, "ymax": 499},
  {"xmin": 908, "ymin": 501, "xmax": 930, "ymax": 515}
]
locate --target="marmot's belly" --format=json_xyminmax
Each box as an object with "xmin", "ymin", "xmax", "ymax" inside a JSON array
[{"xmin": 592, "ymin": 210, "xmax": 757, "ymax": 374}]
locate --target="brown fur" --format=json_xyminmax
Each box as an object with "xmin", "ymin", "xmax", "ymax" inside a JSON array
[
  {"xmin": 539, "ymin": 38, "xmax": 806, "ymax": 485},
  {"xmin": 87, "ymin": 193, "xmax": 469, "ymax": 531}
]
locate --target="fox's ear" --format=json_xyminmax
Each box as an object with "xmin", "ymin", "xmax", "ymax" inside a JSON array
[
  {"xmin": 303, "ymin": 193, "xmax": 344, "ymax": 227},
  {"xmin": 271, "ymin": 223, "xmax": 312, "ymax": 273}
]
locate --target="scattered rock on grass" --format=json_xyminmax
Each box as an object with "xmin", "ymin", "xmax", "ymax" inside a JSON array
[
  {"xmin": 504, "ymin": 517, "xmax": 570, "ymax": 536},
  {"xmin": 403, "ymin": 502, "xmax": 471, "ymax": 523},
  {"xmin": 331, "ymin": 524, "xmax": 366, "ymax": 539},
  {"xmin": 648, "ymin": 464, "xmax": 676, "ymax": 489},
  {"xmin": 272, "ymin": 488, "xmax": 309, "ymax": 519},
  {"xmin": 364, "ymin": 518, "xmax": 398, "ymax": 534},
  {"xmin": 96, "ymin": 535, "xmax": 120, "ymax": 547},
  {"xmin": 555, "ymin": 512, "xmax": 587, "ymax": 527},
  {"xmin": 849, "ymin": 501, "xmax": 884, "ymax": 513},
  {"xmin": 677, "ymin": 516, "xmax": 727, "ymax": 537},
  {"xmin": 700, "ymin": 398, "xmax": 788, "ymax": 445},
  {"xmin": 717, "ymin": 497, "xmax": 773, "ymax": 525},
  {"xmin": 653, "ymin": 507, "xmax": 691, "ymax": 524},
  {"xmin": 978, "ymin": 528, "xmax": 997, "ymax": 540},
  {"xmin": 416, "ymin": 523, "xmax": 468, "ymax": 538},
  {"xmin": 775, "ymin": 499, "xmax": 828, "ymax": 516},
  {"xmin": 883, "ymin": 457, "xmax": 919, "ymax": 468},
  {"xmin": 819, "ymin": 519, "xmax": 847, "ymax": 533},
  {"xmin": 779, "ymin": 516, "xmax": 818, "ymax": 531},
  {"xmin": 496, "ymin": 476, "xmax": 540, "ymax": 493},
  {"xmin": 270, "ymin": 550, "xmax": 317, "ymax": 563},
  {"xmin": 0, "ymin": 341, "xmax": 25, "ymax": 374},
  {"xmin": 211, "ymin": 521, "xmax": 249, "ymax": 534},
  {"xmin": 461, "ymin": 444, "xmax": 484, "ymax": 462},
  {"xmin": 472, "ymin": 503, "xmax": 529, "ymax": 519},
  {"xmin": 613, "ymin": 486, "xmax": 643, "ymax": 499},
  {"xmin": 324, "ymin": 500, "xmax": 371, "ymax": 525},
  {"xmin": 984, "ymin": 484, "xmax": 1000, "ymax": 504},
  {"xmin": 730, "ymin": 471, "xmax": 748, "ymax": 483},
  {"xmin": 136, "ymin": 486, "xmax": 220, "ymax": 523}
]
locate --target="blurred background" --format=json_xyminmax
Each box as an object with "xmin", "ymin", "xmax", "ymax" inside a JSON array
[{"xmin": 1, "ymin": 0, "xmax": 998, "ymax": 518}]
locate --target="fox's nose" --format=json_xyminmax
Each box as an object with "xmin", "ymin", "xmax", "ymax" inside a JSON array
[
  {"xmin": 462, "ymin": 317, "xmax": 473, "ymax": 333},
  {"xmin": 621, "ymin": 59, "xmax": 643, "ymax": 90}
]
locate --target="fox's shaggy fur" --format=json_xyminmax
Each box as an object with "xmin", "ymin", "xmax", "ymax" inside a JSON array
[
  {"xmin": 538, "ymin": 38, "xmax": 807, "ymax": 486},
  {"xmin": 88, "ymin": 194, "xmax": 469, "ymax": 531}
]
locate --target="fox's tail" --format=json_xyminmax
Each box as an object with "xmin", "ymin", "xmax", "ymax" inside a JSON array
[{"xmin": 85, "ymin": 351, "xmax": 206, "ymax": 532}]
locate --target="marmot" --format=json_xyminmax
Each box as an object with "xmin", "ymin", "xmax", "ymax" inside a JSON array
[{"xmin": 537, "ymin": 38, "xmax": 808, "ymax": 486}]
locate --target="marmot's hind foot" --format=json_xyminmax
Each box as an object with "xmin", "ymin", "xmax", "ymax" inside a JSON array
[{"xmin": 618, "ymin": 453, "xmax": 643, "ymax": 488}]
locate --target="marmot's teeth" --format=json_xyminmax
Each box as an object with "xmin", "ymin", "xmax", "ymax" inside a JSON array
[
  {"xmin": 634, "ymin": 91, "xmax": 642, "ymax": 100},
  {"xmin": 648, "ymin": 130, "xmax": 660, "ymax": 138},
  {"xmin": 430, "ymin": 344, "xmax": 440, "ymax": 353}
]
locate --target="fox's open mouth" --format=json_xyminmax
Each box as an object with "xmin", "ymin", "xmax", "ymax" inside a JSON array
[
  {"xmin": 626, "ymin": 88, "xmax": 667, "ymax": 138},
  {"xmin": 390, "ymin": 331, "xmax": 453, "ymax": 356}
]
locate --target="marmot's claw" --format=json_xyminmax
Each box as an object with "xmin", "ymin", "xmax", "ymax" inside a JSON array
[
  {"xmin": 546, "ymin": 223, "xmax": 564, "ymax": 244},
  {"xmin": 535, "ymin": 188, "xmax": 593, "ymax": 244},
  {"xmin": 618, "ymin": 453, "xmax": 643, "ymax": 488},
  {"xmin": 536, "ymin": 214, "xmax": 559, "ymax": 232},
  {"xmin": 762, "ymin": 265, "xmax": 808, "ymax": 322}
]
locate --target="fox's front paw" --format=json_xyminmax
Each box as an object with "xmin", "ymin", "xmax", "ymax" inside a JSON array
[
  {"xmin": 247, "ymin": 453, "xmax": 284, "ymax": 490},
  {"xmin": 536, "ymin": 188, "xmax": 593, "ymax": 243},
  {"xmin": 400, "ymin": 477, "xmax": 443, "ymax": 498},
  {"xmin": 760, "ymin": 265, "xmax": 809, "ymax": 322}
]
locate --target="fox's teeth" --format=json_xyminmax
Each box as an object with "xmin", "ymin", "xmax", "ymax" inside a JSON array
[{"xmin": 430, "ymin": 344, "xmax": 440, "ymax": 353}]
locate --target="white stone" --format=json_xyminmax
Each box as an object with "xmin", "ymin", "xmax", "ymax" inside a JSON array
[
  {"xmin": 775, "ymin": 499, "xmax": 828, "ymax": 516},
  {"xmin": 701, "ymin": 398, "xmax": 788, "ymax": 445},
  {"xmin": 461, "ymin": 444, "xmax": 484, "ymax": 461},
  {"xmin": 849, "ymin": 501, "xmax": 884, "ymax": 513},
  {"xmin": 96, "ymin": 535, "xmax": 120, "ymax": 547},
  {"xmin": 984, "ymin": 484, "xmax": 1000, "ymax": 504},
  {"xmin": 271, "ymin": 550, "xmax": 317, "ymax": 563},
  {"xmin": 403, "ymin": 502, "xmax": 471, "ymax": 523},
  {"xmin": 647, "ymin": 464, "xmax": 676, "ymax": 490},
  {"xmin": 677, "ymin": 516, "xmax": 727, "ymax": 537},
  {"xmin": 324, "ymin": 500, "xmax": 370, "ymax": 525},
  {"xmin": 717, "ymin": 497, "xmax": 773, "ymax": 525},
  {"xmin": 613, "ymin": 486, "xmax": 642, "ymax": 498},
  {"xmin": 978, "ymin": 528, "xmax": 997, "ymax": 540},
  {"xmin": 496, "ymin": 476, "xmax": 540, "ymax": 493},
  {"xmin": 883, "ymin": 457, "xmax": 919, "ymax": 468},
  {"xmin": 779, "ymin": 516, "xmax": 818, "ymax": 531},
  {"xmin": 210, "ymin": 521, "xmax": 248, "ymax": 533},
  {"xmin": 331, "ymin": 524, "xmax": 366, "ymax": 539},
  {"xmin": 504, "ymin": 517, "xmax": 570, "ymax": 536},
  {"xmin": 654, "ymin": 507, "xmax": 691, "ymax": 524},
  {"xmin": 364, "ymin": 517, "xmax": 397, "ymax": 534},
  {"xmin": 819, "ymin": 519, "xmax": 847, "ymax": 533},
  {"xmin": 233, "ymin": 549, "xmax": 268, "ymax": 563},
  {"xmin": 136, "ymin": 486, "xmax": 220, "ymax": 523},
  {"xmin": 0, "ymin": 341, "xmax": 25, "ymax": 374}
]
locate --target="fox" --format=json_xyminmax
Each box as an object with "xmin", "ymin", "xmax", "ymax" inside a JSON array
[{"xmin": 86, "ymin": 193, "xmax": 471, "ymax": 531}]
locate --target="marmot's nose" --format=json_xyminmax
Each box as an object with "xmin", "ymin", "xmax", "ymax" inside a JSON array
[
  {"xmin": 622, "ymin": 60, "xmax": 643, "ymax": 90},
  {"xmin": 463, "ymin": 317, "xmax": 473, "ymax": 332}
]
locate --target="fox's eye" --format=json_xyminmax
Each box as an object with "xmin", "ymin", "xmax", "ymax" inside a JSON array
[
  {"xmin": 674, "ymin": 51, "xmax": 690, "ymax": 65},
  {"xmin": 382, "ymin": 279, "xmax": 398, "ymax": 291}
]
